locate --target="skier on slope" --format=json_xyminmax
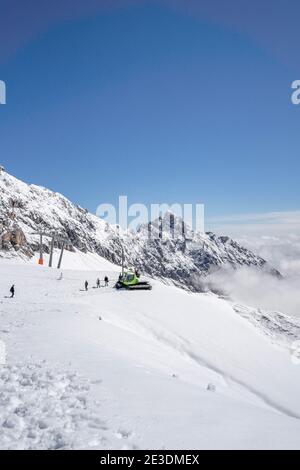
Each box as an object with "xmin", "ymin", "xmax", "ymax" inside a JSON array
[
  {"xmin": 104, "ymin": 276, "xmax": 109, "ymax": 287},
  {"xmin": 10, "ymin": 285, "xmax": 15, "ymax": 298},
  {"xmin": 84, "ymin": 280, "xmax": 88, "ymax": 291},
  {"xmin": 96, "ymin": 278, "xmax": 100, "ymax": 288}
]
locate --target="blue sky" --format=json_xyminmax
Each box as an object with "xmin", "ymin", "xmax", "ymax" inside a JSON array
[{"xmin": 0, "ymin": 0, "xmax": 299, "ymax": 223}]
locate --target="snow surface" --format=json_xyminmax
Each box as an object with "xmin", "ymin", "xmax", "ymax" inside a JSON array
[
  {"xmin": 1, "ymin": 260, "xmax": 300, "ymax": 450},
  {"xmin": 30, "ymin": 248, "xmax": 120, "ymax": 272}
]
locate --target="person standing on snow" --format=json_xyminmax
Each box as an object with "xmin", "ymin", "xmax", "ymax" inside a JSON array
[
  {"xmin": 96, "ymin": 278, "xmax": 100, "ymax": 288},
  {"xmin": 10, "ymin": 285, "xmax": 15, "ymax": 298},
  {"xmin": 85, "ymin": 280, "xmax": 88, "ymax": 291},
  {"xmin": 104, "ymin": 276, "xmax": 109, "ymax": 287}
]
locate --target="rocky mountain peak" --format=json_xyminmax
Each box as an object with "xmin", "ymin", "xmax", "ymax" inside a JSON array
[{"xmin": 0, "ymin": 169, "xmax": 281, "ymax": 291}]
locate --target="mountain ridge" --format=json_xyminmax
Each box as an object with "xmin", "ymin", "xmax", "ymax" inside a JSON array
[{"xmin": 0, "ymin": 169, "xmax": 281, "ymax": 290}]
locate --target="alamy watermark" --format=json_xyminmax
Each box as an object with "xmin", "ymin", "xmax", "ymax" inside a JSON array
[
  {"xmin": 0, "ymin": 80, "xmax": 6, "ymax": 105},
  {"xmin": 291, "ymin": 80, "xmax": 300, "ymax": 105},
  {"xmin": 96, "ymin": 197, "xmax": 204, "ymax": 240}
]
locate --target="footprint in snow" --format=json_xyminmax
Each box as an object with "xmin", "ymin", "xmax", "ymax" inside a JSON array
[
  {"xmin": 115, "ymin": 429, "xmax": 134, "ymax": 440},
  {"xmin": 91, "ymin": 379, "xmax": 102, "ymax": 385},
  {"xmin": 121, "ymin": 443, "xmax": 139, "ymax": 450},
  {"xmin": 0, "ymin": 363, "xmax": 109, "ymax": 450}
]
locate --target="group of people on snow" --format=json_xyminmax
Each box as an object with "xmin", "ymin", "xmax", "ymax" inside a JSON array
[
  {"xmin": 84, "ymin": 276, "xmax": 109, "ymax": 291},
  {"xmin": 7, "ymin": 276, "xmax": 111, "ymax": 298},
  {"xmin": 8, "ymin": 270, "xmax": 142, "ymax": 297}
]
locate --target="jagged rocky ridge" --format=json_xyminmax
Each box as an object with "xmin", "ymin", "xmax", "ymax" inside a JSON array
[{"xmin": 0, "ymin": 170, "xmax": 280, "ymax": 291}]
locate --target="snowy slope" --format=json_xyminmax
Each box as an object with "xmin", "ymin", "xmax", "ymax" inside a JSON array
[
  {"xmin": 30, "ymin": 248, "xmax": 120, "ymax": 272},
  {"xmin": 0, "ymin": 170, "xmax": 280, "ymax": 291},
  {"xmin": 1, "ymin": 260, "xmax": 300, "ymax": 450}
]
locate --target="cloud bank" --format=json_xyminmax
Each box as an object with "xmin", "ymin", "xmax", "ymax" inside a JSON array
[
  {"xmin": 208, "ymin": 266, "xmax": 300, "ymax": 318},
  {"xmin": 208, "ymin": 210, "xmax": 300, "ymax": 318}
]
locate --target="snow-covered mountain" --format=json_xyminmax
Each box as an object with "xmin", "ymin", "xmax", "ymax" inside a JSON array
[
  {"xmin": 0, "ymin": 169, "xmax": 280, "ymax": 290},
  {"xmin": 1, "ymin": 170, "xmax": 299, "ymax": 450}
]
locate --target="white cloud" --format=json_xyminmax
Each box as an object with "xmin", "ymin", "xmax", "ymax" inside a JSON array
[
  {"xmin": 206, "ymin": 210, "xmax": 300, "ymax": 318},
  {"xmin": 208, "ymin": 210, "xmax": 300, "ymax": 238},
  {"xmin": 208, "ymin": 210, "xmax": 300, "ymax": 275},
  {"xmin": 208, "ymin": 266, "xmax": 300, "ymax": 318}
]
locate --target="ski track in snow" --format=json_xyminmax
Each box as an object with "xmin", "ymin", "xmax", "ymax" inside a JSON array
[
  {"xmin": 148, "ymin": 317, "xmax": 300, "ymax": 420},
  {"xmin": 71, "ymin": 283, "xmax": 300, "ymax": 425},
  {"xmin": 101, "ymin": 299, "xmax": 300, "ymax": 421}
]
